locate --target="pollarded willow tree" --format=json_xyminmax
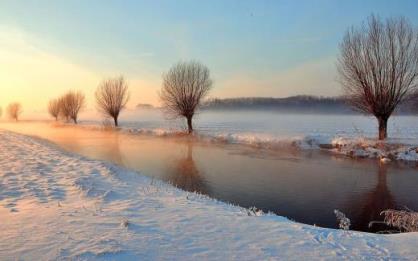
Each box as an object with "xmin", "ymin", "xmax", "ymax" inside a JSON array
[
  {"xmin": 337, "ymin": 15, "xmax": 418, "ymax": 140},
  {"xmin": 160, "ymin": 61, "xmax": 213, "ymax": 134},
  {"xmin": 7, "ymin": 102, "xmax": 22, "ymax": 121},
  {"xmin": 95, "ymin": 76, "xmax": 130, "ymax": 127},
  {"xmin": 59, "ymin": 91, "xmax": 85, "ymax": 124},
  {"xmin": 48, "ymin": 99, "xmax": 60, "ymax": 121}
]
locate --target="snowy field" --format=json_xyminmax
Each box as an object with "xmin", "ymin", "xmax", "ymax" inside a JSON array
[{"xmin": 1, "ymin": 130, "xmax": 418, "ymax": 260}]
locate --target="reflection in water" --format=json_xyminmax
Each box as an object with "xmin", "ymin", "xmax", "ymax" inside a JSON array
[
  {"xmin": 100, "ymin": 131, "xmax": 124, "ymax": 166},
  {"xmin": 351, "ymin": 164, "xmax": 396, "ymax": 232},
  {"xmin": 2, "ymin": 122, "xmax": 418, "ymax": 232},
  {"xmin": 165, "ymin": 142, "xmax": 209, "ymax": 194}
]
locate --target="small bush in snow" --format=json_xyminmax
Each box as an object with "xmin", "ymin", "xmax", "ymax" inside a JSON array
[{"xmin": 334, "ymin": 210, "xmax": 351, "ymax": 230}]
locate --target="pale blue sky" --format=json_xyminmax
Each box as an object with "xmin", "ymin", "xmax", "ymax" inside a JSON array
[{"xmin": 1, "ymin": 0, "xmax": 418, "ymax": 107}]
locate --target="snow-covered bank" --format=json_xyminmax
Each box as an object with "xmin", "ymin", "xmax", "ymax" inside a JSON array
[{"xmin": 0, "ymin": 130, "xmax": 418, "ymax": 260}]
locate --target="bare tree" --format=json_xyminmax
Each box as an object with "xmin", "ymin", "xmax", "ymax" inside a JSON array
[
  {"xmin": 160, "ymin": 61, "xmax": 213, "ymax": 133},
  {"xmin": 7, "ymin": 103, "xmax": 22, "ymax": 121},
  {"xmin": 337, "ymin": 15, "xmax": 418, "ymax": 140},
  {"xmin": 58, "ymin": 96, "xmax": 70, "ymax": 121},
  {"xmin": 95, "ymin": 76, "xmax": 130, "ymax": 126},
  {"xmin": 59, "ymin": 91, "xmax": 85, "ymax": 124},
  {"xmin": 48, "ymin": 99, "xmax": 61, "ymax": 121}
]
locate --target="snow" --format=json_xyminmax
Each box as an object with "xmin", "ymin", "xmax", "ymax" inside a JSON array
[
  {"xmin": 330, "ymin": 137, "xmax": 418, "ymax": 162},
  {"xmin": 1, "ymin": 130, "xmax": 418, "ymax": 260}
]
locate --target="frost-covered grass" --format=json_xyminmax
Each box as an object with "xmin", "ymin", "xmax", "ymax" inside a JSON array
[
  {"xmin": 0, "ymin": 130, "xmax": 418, "ymax": 260},
  {"xmin": 380, "ymin": 209, "xmax": 418, "ymax": 233},
  {"xmin": 329, "ymin": 137, "xmax": 418, "ymax": 162}
]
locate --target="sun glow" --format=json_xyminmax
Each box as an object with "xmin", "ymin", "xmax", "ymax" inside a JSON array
[{"xmin": 0, "ymin": 27, "xmax": 161, "ymax": 118}]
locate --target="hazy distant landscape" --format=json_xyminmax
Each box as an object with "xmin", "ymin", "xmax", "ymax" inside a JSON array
[{"xmin": 201, "ymin": 95, "xmax": 418, "ymax": 114}]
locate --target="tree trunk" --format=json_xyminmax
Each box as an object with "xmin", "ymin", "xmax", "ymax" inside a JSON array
[
  {"xmin": 187, "ymin": 116, "xmax": 193, "ymax": 134},
  {"xmin": 114, "ymin": 117, "xmax": 118, "ymax": 127},
  {"xmin": 73, "ymin": 117, "xmax": 78, "ymax": 124},
  {"xmin": 378, "ymin": 117, "xmax": 388, "ymax": 140}
]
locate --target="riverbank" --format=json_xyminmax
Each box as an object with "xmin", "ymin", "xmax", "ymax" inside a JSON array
[
  {"xmin": 0, "ymin": 130, "xmax": 417, "ymax": 260},
  {"xmin": 68, "ymin": 121, "xmax": 418, "ymax": 162}
]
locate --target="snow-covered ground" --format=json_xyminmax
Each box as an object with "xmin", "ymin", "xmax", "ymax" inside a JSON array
[{"xmin": 1, "ymin": 130, "xmax": 418, "ymax": 260}]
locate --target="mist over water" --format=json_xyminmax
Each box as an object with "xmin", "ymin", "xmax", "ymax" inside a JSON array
[
  {"xmin": 2, "ymin": 113, "xmax": 418, "ymax": 232},
  {"xmin": 22, "ymin": 108, "xmax": 418, "ymax": 140},
  {"xmin": 67, "ymin": 109, "xmax": 418, "ymax": 146}
]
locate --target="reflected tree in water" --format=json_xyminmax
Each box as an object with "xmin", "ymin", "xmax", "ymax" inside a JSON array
[
  {"xmin": 94, "ymin": 132, "xmax": 124, "ymax": 166},
  {"xmin": 166, "ymin": 141, "xmax": 209, "ymax": 194},
  {"xmin": 350, "ymin": 165, "xmax": 396, "ymax": 232}
]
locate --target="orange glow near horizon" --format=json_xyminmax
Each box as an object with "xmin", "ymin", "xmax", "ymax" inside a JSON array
[{"xmin": 0, "ymin": 28, "xmax": 162, "ymax": 115}]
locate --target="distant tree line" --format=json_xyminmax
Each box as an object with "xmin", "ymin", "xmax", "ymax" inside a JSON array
[
  {"xmin": 201, "ymin": 95, "xmax": 418, "ymax": 115},
  {"xmin": 201, "ymin": 96, "xmax": 351, "ymax": 113}
]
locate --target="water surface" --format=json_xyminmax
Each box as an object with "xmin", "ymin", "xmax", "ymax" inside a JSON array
[{"xmin": 1, "ymin": 121, "xmax": 418, "ymax": 232}]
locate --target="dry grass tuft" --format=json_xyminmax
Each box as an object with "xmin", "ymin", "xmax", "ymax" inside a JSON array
[{"xmin": 381, "ymin": 209, "xmax": 418, "ymax": 232}]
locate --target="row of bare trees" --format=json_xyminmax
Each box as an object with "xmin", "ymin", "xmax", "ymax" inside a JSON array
[
  {"xmin": 47, "ymin": 62, "xmax": 211, "ymax": 133},
  {"xmin": 42, "ymin": 14, "xmax": 415, "ymax": 140},
  {"xmin": 48, "ymin": 76, "xmax": 130, "ymax": 126},
  {"xmin": 48, "ymin": 91, "xmax": 85, "ymax": 124}
]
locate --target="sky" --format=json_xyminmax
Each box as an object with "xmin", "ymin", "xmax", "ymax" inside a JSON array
[{"xmin": 1, "ymin": 0, "xmax": 418, "ymax": 113}]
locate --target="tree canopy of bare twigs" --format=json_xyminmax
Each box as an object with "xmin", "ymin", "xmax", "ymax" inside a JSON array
[
  {"xmin": 160, "ymin": 61, "xmax": 213, "ymax": 133},
  {"xmin": 7, "ymin": 102, "xmax": 22, "ymax": 121},
  {"xmin": 59, "ymin": 91, "xmax": 85, "ymax": 124},
  {"xmin": 95, "ymin": 76, "xmax": 130, "ymax": 127},
  {"xmin": 48, "ymin": 99, "xmax": 61, "ymax": 121},
  {"xmin": 337, "ymin": 15, "xmax": 418, "ymax": 140}
]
